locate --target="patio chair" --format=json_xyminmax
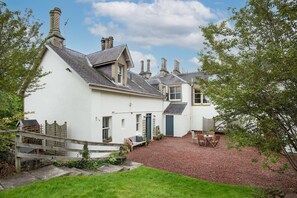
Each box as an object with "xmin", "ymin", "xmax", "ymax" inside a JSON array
[
  {"xmin": 191, "ymin": 131, "xmax": 198, "ymax": 144},
  {"xmin": 197, "ymin": 134, "xmax": 206, "ymax": 146},
  {"xmin": 210, "ymin": 135, "xmax": 220, "ymax": 147}
]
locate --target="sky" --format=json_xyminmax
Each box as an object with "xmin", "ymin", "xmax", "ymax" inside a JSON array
[{"xmin": 6, "ymin": 0, "xmax": 246, "ymax": 75}]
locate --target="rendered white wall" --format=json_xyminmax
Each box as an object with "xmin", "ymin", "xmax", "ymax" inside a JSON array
[
  {"xmin": 24, "ymin": 47, "xmax": 92, "ymax": 141},
  {"xmin": 191, "ymin": 105, "xmax": 218, "ymax": 131},
  {"xmin": 90, "ymin": 90, "xmax": 164, "ymax": 143}
]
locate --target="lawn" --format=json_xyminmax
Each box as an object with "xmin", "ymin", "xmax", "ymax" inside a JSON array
[{"xmin": 0, "ymin": 166, "xmax": 262, "ymax": 198}]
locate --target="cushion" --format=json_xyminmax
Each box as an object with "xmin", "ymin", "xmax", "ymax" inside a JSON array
[
  {"xmin": 136, "ymin": 136, "xmax": 143, "ymax": 142},
  {"xmin": 128, "ymin": 138, "xmax": 133, "ymax": 145}
]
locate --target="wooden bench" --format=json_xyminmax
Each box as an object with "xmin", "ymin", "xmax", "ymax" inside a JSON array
[{"xmin": 124, "ymin": 136, "xmax": 146, "ymax": 151}]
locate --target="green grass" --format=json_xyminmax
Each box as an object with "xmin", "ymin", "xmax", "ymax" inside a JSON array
[{"xmin": 0, "ymin": 166, "xmax": 262, "ymax": 198}]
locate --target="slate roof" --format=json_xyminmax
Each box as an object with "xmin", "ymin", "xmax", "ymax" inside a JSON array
[
  {"xmin": 48, "ymin": 44, "xmax": 163, "ymax": 97},
  {"xmin": 17, "ymin": 120, "xmax": 40, "ymax": 127},
  {"xmin": 164, "ymin": 102, "xmax": 187, "ymax": 115},
  {"xmin": 87, "ymin": 45, "xmax": 127, "ymax": 66},
  {"xmin": 177, "ymin": 72, "xmax": 207, "ymax": 83},
  {"xmin": 148, "ymin": 72, "xmax": 207, "ymax": 86},
  {"xmin": 148, "ymin": 74, "xmax": 185, "ymax": 85}
]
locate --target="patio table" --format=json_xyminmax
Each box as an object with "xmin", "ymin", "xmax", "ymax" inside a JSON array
[{"xmin": 204, "ymin": 134, "xmax": 213, "ymax": 146}]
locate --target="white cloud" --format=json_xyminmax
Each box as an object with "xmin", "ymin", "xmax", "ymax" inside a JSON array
[
  {"xmin": 130, "ymin": 50, "xmax": 157, "ymax": 73},
  {"xmin": 85, "ymin": 0, "xmax": 219, "ymax": 49},
  {"xmin": 189, "ymin": 57, "xmax": 202, "ymax": 69}
]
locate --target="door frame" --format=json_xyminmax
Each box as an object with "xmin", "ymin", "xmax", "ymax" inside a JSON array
[
  {"xmin": 146, "ymin": 113, "xmax": 152, "ymax": 140},
  {"xmin": 166, "ymin": 115, "xmax": 174, "ymax": 136}
]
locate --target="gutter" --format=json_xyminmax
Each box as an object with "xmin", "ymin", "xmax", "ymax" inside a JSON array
[{"xmin": 89, "ymin": 83, "xmax": 164, "ymax": 99}]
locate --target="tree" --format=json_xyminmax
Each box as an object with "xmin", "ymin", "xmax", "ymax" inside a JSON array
[
  {"xmin": 0, "ymin": 1, "xmax": 45, "ymax": 129},
  {"xmin": 199, "ymin": 0, "xmax": 297, "ymax": 171},
  {"xmin": 0, "ymin": 2, "xmax": 46, "ymax": 156}
]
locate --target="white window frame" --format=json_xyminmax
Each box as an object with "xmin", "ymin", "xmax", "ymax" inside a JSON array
[
  {"xmin": 136, "ymin": 114, "xmax": 141, "ymax": 132},
  {"xmin": 169, "ymin": 86, "xmax": 182, "ymax": 101},
  {"xmin": 102, "ymin": 117, "xmax": 112, "ymax": 142},
  {"xmin": 117, "ymin": 64, "xmax": 124, "ymax": 84},
  {"xmin": 193, "ymin": 88, "xmax": 210, "ymax": 105}
]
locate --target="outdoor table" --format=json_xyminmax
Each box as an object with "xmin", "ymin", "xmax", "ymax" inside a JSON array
[{"xmin": 204, "ymin": 134, "xmax": 213, "ymax": 146}]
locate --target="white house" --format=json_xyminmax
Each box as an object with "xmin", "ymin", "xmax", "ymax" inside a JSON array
[
  {"xmin": 147, "ymin": 58, "xmax": 218, "ymax": 137},
  {"xmin": 25, "ymin": 8, "xmax": 218, "ymax": 149},
  {"xmin": 25, "ymin": 8, "xmax": 164, "ymax": 146}
]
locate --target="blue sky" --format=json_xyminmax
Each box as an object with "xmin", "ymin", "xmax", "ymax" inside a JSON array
[{"xmin": 7, "ymin": 0, "xmax": 246, "ymax": 74}]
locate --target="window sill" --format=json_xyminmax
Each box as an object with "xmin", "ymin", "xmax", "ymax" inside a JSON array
[
  {"xmin": 192, "ymin": 103, "xmax": 211, "ymax": 106},
  {"xmin": 169, "ymin": 99, "xmax": 182, "ymax": 102}
]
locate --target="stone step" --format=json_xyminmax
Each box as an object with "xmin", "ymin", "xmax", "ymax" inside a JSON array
[
  {"xmin": 0, "ymin": 172, "xmax": 39, "ymax": 189},
  {"xmin": 97, "ymin": 164, "xmax": 125, "ymax": 174},
  {"xmin": 60, "ymin": 167, "xmax": 92, "ymax": 176},
  {"xmin": 29, "ymin": 165, "xmax": 71, "ymax": 180},
  {"xmin": 121, "ymin": 161, "xmax": 142, "ymax": 170}
]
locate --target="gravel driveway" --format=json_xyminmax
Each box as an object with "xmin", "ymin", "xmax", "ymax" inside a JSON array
[{"xmin": 127, "ymin": 134, "xmax": 297, "ymax": 189}]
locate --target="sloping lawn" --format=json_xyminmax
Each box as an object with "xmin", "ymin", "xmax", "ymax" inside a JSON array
[{"xmin": 0, "ymin": 166, "xmax": 262, "ymax": 198}]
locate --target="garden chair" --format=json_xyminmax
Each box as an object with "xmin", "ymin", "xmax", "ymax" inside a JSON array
[
  {"xmin": 191, "ymin": 131, "xmax": 198, "ymax": 144},
  {"xmin": 210, "ymin": 135, "xmax": 220, "ymax": 147},
  {"xmin": 197, "ymin": 134, "xmax": 206, "ymax": 146}
]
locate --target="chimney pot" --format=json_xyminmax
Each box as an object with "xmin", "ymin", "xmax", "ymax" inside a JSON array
[
  {"xmin": 147, "ymin": 59, "xmax": 151, "ymax": 72},
  {"xmin": 109, "ymin": 36, "xmax": 114, "ymax": 48},
  {"xmin": 160, "ymin": 57, "xmax": 169, "ymax": 77},
  {"xmin": 173, "ymin": 59, "xmax": 181, "ymax": 74},
  {"xmin": 101, "ymin": 37, "xmax": 105, "ymax": 50}
]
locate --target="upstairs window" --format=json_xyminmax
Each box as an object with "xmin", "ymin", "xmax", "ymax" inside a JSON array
[
  {"xmin": 117, "ymin": 64, "xmax": 124, "ymax": 84},
  {"xmin": 169, "ymin": 86, "xmax": 181, "ymax": 101},
  {"xmin": 193, "ymin": 89, "xmax": 209, "ymax": 105}
]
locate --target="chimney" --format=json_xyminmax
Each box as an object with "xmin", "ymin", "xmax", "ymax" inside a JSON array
[
  {"xmin": 139, "ymin": 60, "xmax": 145, "ymax": 77},
  {"xmin": 47, "ymin": 7, "xmax": 64, "ymax": 48},
  {"xmin": 160, "ymin": 57, "xmax": 169, "ymax": 77},
  {"xmin": 101, "ymin": 37, "xmax": 105, "ymax": 50},
  {"xmin": 101, "ymin": 36, "xmax": 114, "ymax": 50},
  {"xmin": 109, "ymin": 36, "xmax": 114, "ymax": 48},
  {"xmin": 173, "ymin": 59, "xmax": 181, "ymax": 75},
  {"xmin": 145, "ymin": 59, "xmax": 152, "ymax": 79}
]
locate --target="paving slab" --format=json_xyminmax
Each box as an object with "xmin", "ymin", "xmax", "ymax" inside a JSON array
[
  {"xmin": 30, "ymin": 165, "xmax": 71, "ymax": 180},
  {"xmin": 60, "ymin": 167, "xmax": 92, "ymax": 176},
  {"xmin": 121, "ymin": 161, "xmax": 142, "ymax": 170},
  {"xmin": 98, "ymin": 165, "xmax": 124, "ymax": 174},
  {"xmin": 0, "ymin": 172, "xmax": 39, "ymax": 189}
]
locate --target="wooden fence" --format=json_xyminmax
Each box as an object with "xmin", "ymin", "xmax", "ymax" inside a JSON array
[{"xmin": 0, "ymin": 130, "xmax": 123, "ymax": 173}]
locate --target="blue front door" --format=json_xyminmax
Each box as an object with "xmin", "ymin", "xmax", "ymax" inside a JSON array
[
  {"xmin": 166, "ymin": 115, "xmax": 174, "ymax": 136},
  {"xmin": 146, "ymin": 113, "xmax": 152, "ymax": 140}
]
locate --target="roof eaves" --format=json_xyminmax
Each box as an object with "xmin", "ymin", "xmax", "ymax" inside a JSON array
[
  {"xmin": 89, "ymin": 83, "xmax": 164, "ymax": 99},
  {"xmin": 93, "ymin": 60, "xmax": 116, "ymax": 67}
]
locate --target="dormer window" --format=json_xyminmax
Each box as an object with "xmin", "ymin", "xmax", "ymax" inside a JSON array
[{"xmin": 117, "ymin": 64, "xmax": 124, "ymax": 84}]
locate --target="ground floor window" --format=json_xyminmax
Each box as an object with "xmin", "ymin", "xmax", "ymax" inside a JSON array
[
  {"xmin": 193, "ymin": 88, "xmax": 209, "ymax": 105},
  {"xmin": 102, "ymin": 116, "xmax": 112, "ymax": 142},
  {"xmin": 136, "ymin": 114, "xmax": 141, "ymax": 131}
]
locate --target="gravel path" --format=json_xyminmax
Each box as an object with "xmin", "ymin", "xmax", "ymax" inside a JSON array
[{"xmin": 127, "ymin": 134, "xmax": 297, "ymax": 189}]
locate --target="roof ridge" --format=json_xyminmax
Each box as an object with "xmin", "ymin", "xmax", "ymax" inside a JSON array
[
  {"xmin": 177, "ymin": 71, "xmax": 201, "ymax": 75},
  {"xmin": 87, "ymin": 44, "xmax": 127, "ymax": 56}
]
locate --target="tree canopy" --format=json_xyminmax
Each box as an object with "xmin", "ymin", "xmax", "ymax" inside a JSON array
[
  {"xmin": 199, "ymin": 0, "xmax": 297, "ymax": 171},
  {"xmin": 0, "ymin": 1, "xmax": 45, "ymax": 129}
]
